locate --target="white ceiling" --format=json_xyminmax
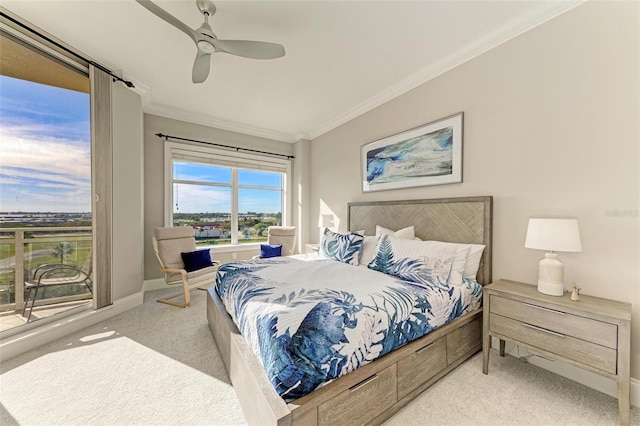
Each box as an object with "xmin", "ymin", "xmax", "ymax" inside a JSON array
[{"xmin": 2, "ymin": 0, "xmax": 582, "ymax": 143}]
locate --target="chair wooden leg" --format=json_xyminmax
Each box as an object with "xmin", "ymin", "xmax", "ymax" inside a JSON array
[
  {"xmin": 183, "ymin": 276, "xmax": 191, "ymax": 306},
  {"xmin": 157, "ymin": 279, "xmax": 201, "ymax": 308},
  {"xmin": 157, "ymin": 293, "xmax": 189, "ymax": 308}
]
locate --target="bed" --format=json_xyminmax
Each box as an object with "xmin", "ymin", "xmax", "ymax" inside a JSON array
[{"xmin": 207, "ymin": 196, "xmax": 493, "ymax": 425}]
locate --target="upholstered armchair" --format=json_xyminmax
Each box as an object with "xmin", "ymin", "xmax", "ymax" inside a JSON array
[
  {"xmin": 266, "ymin": 226, "xmax": 296, "ymax": 256},
  {"xmin": 152, "ymin": 227, "xmax": 218, "ymax": 307}
]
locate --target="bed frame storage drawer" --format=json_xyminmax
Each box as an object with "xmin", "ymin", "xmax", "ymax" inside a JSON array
[
  {"xmin": 397, "ymin": 336, "xmax": 447, "ymax": 399},
  {"xmin": 317, "ymin": 363, "xmax": 397, "ymax": 426},
  {"xmin": 446, "ymin": 317, "xmax": 482, "ymax": 364}
]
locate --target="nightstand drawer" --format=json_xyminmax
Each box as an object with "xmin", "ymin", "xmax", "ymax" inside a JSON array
[
  {"xmin": 491, "ymin": 296, "xmax": 617, "ymax": 349},
  {"xmin": 490, "ymin": 313, "xmax": 617, "ymax": 374},
  {"xmin": 397, "ymin": 336, "xmax": 446, "ymax": 399}
]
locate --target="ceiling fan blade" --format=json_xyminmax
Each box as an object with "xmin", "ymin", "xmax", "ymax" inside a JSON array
[
  {"xmin": 212, "ymin": 40, "xmax": 285, "ymax": 60},
  {"xmin": 192, "ymin": 50, "xmax": 211, "ymax": 83},
  {"xmin": 135, "ymin": 0, "xmax": 198, "ymax": 43}
]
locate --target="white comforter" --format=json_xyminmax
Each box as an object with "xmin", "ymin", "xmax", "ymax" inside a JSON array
[{"xmin": 215, "ymin": 254, "xmax": 482, "ymax": 400}]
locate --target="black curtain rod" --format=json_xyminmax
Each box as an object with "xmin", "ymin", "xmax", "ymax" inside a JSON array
[
  {"xmin": 1, "ymin": 11, "xmax": 135, "ymax": 88},
  {"xmin": 156, "ymin": 133, "xmax": 295, "ymax": 160}
]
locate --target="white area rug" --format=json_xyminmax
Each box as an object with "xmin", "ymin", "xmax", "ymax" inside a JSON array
[{"xmin": 1, "ymin": 288, "xmax": 637, "ymax": 425}]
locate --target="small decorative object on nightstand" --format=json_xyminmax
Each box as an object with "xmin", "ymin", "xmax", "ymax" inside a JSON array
[
  {"xmin": 570, "ymin": 284, "xmax": 581, "ymax": 301},
  {"xmin": 482, "ymin": 279, "xmax": 632, "ymax": 426},
  {"xmin": 524, "ymin": 218, "xmax": 582, "ymax": 296}
]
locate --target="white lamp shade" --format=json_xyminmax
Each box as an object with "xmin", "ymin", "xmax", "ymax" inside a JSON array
[{"xmin": 525, "ymin": 218, "xmax": 582, "ymax": 252}]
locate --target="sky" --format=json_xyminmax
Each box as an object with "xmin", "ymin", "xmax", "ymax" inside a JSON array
[
  {"xmin": 0, "ymin": 75, "xmax": 91, "ymax": 213},
  {"xmin": 173, "ymin": 163, "xmax": 283, "ymax": 214},
  {"xmin": 0, "ymin": 75, "xmax": 282, "ymax": 215}
]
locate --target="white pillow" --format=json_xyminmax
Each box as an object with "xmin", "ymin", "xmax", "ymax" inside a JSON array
[
  {"xmin": 375, "ymin": 225, "xmax": 415, "ymax": 240},
  {"xmin": 358, "ymin": 236, "xmax": 379, "ymax": 266},
  {"xmin": 422, "ymin": 241, "xmax": 471, "ymax": 286},
  {"xmin": 423, "ymin": 241, "xmax": 485, "ymax": 281},
  {"xmin": 463, "ymin": 244, "xmax": 486, "ymax": 279},
  {"xmin": 367, "ymin": 235, "xmax": 455, "ymax": 288}
]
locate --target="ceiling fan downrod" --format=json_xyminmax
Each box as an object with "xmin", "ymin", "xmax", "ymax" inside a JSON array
[{"xmin": 197, "ymin": 0, "xmax": 216, "ymax": 18}]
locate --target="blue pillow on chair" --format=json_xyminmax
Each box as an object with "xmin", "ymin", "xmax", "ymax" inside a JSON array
[
  {"xmin": 181, "ymin": 249, "xmax": 213, "ymax": 272},
  {"xmin": 260, "ymin": 244, "xmax": 282, "ymax": 258}
]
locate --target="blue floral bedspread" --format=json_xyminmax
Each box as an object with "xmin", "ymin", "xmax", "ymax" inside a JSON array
[{"xmin": 214, "ymin": 254, "xmax": 483, "ymax": 401}]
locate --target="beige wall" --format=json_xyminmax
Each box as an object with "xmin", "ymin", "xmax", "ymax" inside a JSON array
[
  {"xmin": 293, "ymin": 139, "xmax": 312, "ymax": 253},
  {"xmin": 309, "ymin": 2, "xmax": 639, "ymax": 377},
  {"xmin": 143, "ymin": 114, "xmax": 295, "ymax": 280},
  {"xmin": 112, "ymin": 84, "xmax": 145, "ymax": 299}
]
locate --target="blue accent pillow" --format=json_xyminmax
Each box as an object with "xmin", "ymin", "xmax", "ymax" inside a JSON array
[
  {"xmin": 319, "ymin": 228, "xmax": 364, "ymax": 265},
  {"xmin": 260, "ymin": 244, "xmax": 282, "ymax": 258},
  {"xmin": 181, "ymin": 249, "xmax": 213, "ymax": 272}
]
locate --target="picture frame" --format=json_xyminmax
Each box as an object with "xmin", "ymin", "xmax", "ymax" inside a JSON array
[{"xmin": 361, "ymin": 112, "xmax": 463, "ymax": 192}]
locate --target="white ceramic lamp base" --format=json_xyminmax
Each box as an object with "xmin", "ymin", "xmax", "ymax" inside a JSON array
[{"xmin": 537, "ymin": 252, "xmax": 564, "ymax": 296}]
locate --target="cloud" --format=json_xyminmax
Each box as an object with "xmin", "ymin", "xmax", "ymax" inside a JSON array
[
  {"xmin": 1, "ymin": 130, "xmax": 90, "ymax": 172},
  {"xmin": 173, "ymin": 184, "xmax": 231, "ymax": 214},
  {"xmin": 0, "ymin": 126, "xmax": 91, "ymax": 212},
  {"xmin": 1, "ymin": 116, "xmax": 89, "ymax": 143}
]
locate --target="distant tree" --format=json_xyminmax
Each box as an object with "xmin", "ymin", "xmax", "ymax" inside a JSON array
[{"xmin": 52, "ymin": 242, "xmax": 74, "ymax": 264}]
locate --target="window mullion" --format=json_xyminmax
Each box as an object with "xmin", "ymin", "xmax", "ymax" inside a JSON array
[
  {"xmin": 231, "ymin": 168, "xmax": 239, "ymax": 245},
  {"xmin": 174, "ymin": 179, "xmax": 231, "ymax": 188},
  {"xmin": 237, "ymin": 184, "xmax": 281, "ymax": 191}
]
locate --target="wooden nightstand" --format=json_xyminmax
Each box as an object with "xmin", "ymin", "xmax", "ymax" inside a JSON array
[{"xmin": 482, "ymin": 279, "xmax": 632, "ymax": 425}]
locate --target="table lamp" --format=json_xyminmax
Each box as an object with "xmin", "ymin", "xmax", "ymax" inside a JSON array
[{"xmin": 524, "ymin": 218, "xmax": 582, "ymax": 296}]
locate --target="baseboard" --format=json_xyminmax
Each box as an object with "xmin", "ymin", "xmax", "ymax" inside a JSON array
[
  {"xmin": 0, "ymin": 291, "xmax": 144, "ymax": 362},
  {"xmin": 491, "ymin": 337, "xmax": 639, "ymax": 408}
]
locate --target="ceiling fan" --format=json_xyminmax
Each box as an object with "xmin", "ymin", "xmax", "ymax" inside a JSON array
[{"xmin": 135, "ymin": 0, "xmax": 285, "ymax": 83}]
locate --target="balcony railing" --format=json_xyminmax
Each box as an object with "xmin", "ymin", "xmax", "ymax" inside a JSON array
[{"xmin": 0, "ymin": 227, "xmax": 93, "ymax": 321}]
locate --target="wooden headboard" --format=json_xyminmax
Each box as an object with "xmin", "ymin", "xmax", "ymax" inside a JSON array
[{"xmin": 348, "ymin": 196, "xmax": 493, "ymax": 285}]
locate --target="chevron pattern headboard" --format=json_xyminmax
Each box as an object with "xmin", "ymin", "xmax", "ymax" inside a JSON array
[{"xmin": 348, "ymin": 196, "xmax": 493, "ymax": 285}]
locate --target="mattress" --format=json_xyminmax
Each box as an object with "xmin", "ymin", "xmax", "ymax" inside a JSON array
[{"xmin": 215, "ymin": 254, "xmax": 482, "ymax": 401}]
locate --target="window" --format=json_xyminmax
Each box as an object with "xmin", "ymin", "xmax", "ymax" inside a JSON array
[{"xmin": 166, "ymin": 142, "xmax": 290, "ymax": 246}]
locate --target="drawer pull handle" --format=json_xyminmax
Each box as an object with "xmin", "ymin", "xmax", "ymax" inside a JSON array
[
  {"xmin": 349, "ymin": 374, "xmax": 378, "ymax": 392},
  {"xmin": 522, "ymin": 323, "xmax": 566, "ymax": 338},
  {"xmin": 524, "ymin": 303, "xmax": 566, "ymax": 315},
  {"xmin": 416, "ymin": 342, "xmax": 434, "ymax": 354}
]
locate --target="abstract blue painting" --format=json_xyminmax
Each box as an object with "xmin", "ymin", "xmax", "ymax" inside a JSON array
[{"xmin": 361, "ymin": 113, "xmax": 463, "ymax": 192}]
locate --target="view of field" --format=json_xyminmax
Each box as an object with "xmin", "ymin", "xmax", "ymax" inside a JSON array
[{"xmin": 174, "ymin": 212, "xmax": 282, "ymax": 245}]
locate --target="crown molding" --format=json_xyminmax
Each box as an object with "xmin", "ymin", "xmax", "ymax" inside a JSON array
[
  {"xmin": 123, "ymin": 70, "xmax": 298, "ymax": 142},
  {"xmin": 133, "ymin": 0, "xmax": 584, "ymax": 144},
  {"xmin": 144, "ymin": 103, "xmax": 297, "ymax": 143},
  {"xmin": 307, "ymin": 0, "xmax": 586, "ymax": 140}
]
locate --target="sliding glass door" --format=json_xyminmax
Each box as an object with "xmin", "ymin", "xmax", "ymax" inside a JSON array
[{"xmin": 0, "ymin": 31, "xmax": 93, "ymax": 331}]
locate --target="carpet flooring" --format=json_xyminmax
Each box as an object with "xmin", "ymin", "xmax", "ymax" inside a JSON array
[{"xmin": 1, "ymin": 287, "xmax": 637, "ymax": 425}]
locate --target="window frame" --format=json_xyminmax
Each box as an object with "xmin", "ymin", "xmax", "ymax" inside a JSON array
[{"xmin": 164, "ymin": 141, "xmax": 291, "ymax": 250}]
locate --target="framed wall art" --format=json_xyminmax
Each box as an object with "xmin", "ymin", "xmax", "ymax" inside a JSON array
[{"xmin": 361, "ymin": 112, "xmax": 463, "ymax": 192}]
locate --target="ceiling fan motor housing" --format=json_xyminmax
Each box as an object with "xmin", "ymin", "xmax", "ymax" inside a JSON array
[{"xmin": 136, "ymin": 0, "xmax": 285, "ymax": 83}]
